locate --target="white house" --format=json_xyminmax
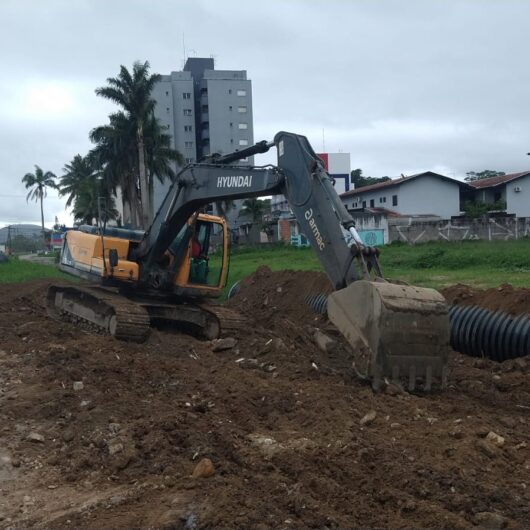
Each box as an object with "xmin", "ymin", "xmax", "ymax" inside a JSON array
[
  {"xmin": 469, "ymin": 171, "xmax": 530, "ymax": 217},
  {"xmin": 341, "ymin": 172, "xmax": 471, "ymax": 219}
]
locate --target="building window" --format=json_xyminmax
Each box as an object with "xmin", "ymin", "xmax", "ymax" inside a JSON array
[
  {"xmin": 239, "ymin": 139, "xmax": 249, "ymax": 146},
  {"xmin": 238, "ymin": 123, "xmax": 248, "ymax": 129},
  {"xmin": 230, "ymin": 139, "xmax": 234, "ymax": 144},
  {"xmin": 184, "ymin": 125, "xmax": 192, "ymax": 132},
  {"xmin": 166, "ymin": 107, "xmax": 170, "ymax": 113},
  {"xmin": 165, "ymin": 91, "xmax": 169, "ymax": 96},
  {"xmin": 228, "ymin": 89, "xmax": 232, "ymax": 94},
  {"xmin": 238, "ymin": 106, "xmax": 247, "ymax": 113},
  {"xmin": 183, "ymin": 92, "xmax": 191, "ymax": 99},
  {"xmin": 229, "ymin": 106, "xmax": 233, "ymax": 111},
  {"xmin": 237, "ymin": 89, "xmax": 247, "ymax": 96},
  {"xmin": 183, "ymin": 109, "xmax": 192, "ymax": 116},
  {"xmin": 185, "ymin": 141, "xmax": 193, "ymax": 148},
  {"xmin": 392, "ymin": 195, "xmax": 398, "ymax": 206},
  {"xmin": 185, "ymin": 158, "xmax": 193, "ymax": 163},
  {"xmin": 370, "ymin": 199, "xmax": 375, "ymax": 208},
  {"xmin": 362, "ymin": 200, "xmax": 366, "ymax": 208},
  {"xmin": 230, "ymin": 122, "xmax": 233, "ymax": 127}
]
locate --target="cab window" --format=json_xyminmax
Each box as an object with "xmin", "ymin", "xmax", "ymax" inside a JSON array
[{"xmin": 188, "ymin": 221, "xmax": 224, "ymax": 287}]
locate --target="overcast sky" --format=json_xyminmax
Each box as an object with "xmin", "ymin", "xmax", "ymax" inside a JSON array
[{"xmin": 1, "ymin": 0, "xmax": 529, "ymax": 227}]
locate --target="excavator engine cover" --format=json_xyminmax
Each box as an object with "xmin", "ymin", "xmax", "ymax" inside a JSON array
[{"xmin": 327, "ymin": 281, "xmax": 449, "ymax": 391}]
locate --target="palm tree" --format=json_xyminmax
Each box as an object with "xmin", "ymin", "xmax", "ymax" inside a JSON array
[
  {"xmin": 90, "ymin": 110, "xmax": 183, "ymax": 227},
  {"xmin": 90, "ymin": 112, "xmax": 139, "ymax": 227},
  {"xmin": 22, "ymin": 165, "xmax": 57, "ymax": 247},
  {"xmin": 144, "ymin": 114, "xmax": 184, "ymax": 218},
  {"xmin": 95, "ymin": 61, "xmax": 161, "ymax": 229},
  {"xmin": 58, "ymin": 154, "xmax": 94, "ymax": 208},
  {"xmin": 239, "ymin": 198, "xmax": 267, "ymax": 224},
  {"xmin": 72, "ymin": 176, "xmax": 118, "ymax": 226}
]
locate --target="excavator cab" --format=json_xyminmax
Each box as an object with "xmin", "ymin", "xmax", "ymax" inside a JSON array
[{"xmin": 172, "ymin": 213, "xmax": 229, "ymax": 295}]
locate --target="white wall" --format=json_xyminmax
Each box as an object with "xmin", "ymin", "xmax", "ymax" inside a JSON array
[
  {"xmin": 507, "ymin": 174, "xmax": 530, "ymax": 217},
  {"xmin": 399, "ymin": 175, "xmax": 461, "ymax": 218},
  {"xmin": 342, "ymin": 175, "xmax": 462, "ymax": 218}
]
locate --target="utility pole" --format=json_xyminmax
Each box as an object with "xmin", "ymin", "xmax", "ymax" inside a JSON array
[{"xmin": 6, "ymin": 225, "xmax": 12, "ymax": 255}]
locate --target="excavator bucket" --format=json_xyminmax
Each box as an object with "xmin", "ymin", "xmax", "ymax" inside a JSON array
[{"xmin": 327, "ymin": 281, "xmax": 450, "ymax": 391}]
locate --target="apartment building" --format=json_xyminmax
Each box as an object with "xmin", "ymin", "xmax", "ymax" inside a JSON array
[{"xmin": 152, "ymin": 58, "xmax": 254, "ymax": 225}]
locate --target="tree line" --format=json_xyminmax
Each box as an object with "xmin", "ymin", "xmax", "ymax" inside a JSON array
[{"xmin": 22, "ymin": 61, "xmax": 182, "ymax": 244}]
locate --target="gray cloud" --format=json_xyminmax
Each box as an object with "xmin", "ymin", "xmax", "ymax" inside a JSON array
[{"xmin": 1, "ymin": 0, "xmax": 529, "ymax": 226}]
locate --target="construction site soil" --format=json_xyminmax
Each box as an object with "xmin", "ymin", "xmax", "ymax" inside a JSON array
[
  {"xmin": 0, "ymin": 269, "xmax": 528, "ymax": 529},
  {"xmin": 441, "ymin": 283, "xmax": 530, "ymax": 316}
]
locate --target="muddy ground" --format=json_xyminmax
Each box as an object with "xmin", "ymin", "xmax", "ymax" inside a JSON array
[{"xmin": 0, "ymin": 268, "xmax": 528, "ymax": 529}]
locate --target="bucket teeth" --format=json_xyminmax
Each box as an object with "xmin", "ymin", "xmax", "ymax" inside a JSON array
[{"xmin": 327, "ymin": 280, "xmax": 450, "ymax": 392}]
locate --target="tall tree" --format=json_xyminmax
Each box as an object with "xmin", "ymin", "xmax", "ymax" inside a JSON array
[
  {"xmin": 239, "ymin": 198, "xmax": 267, "ymax": 223},
  {"xmin": 21, "ymin": 165, "xmax": 57, "ymax": 247},
  {"xmin": 95, "ymin": 61, "xmax": 161, "ymax": 228},
  {"xmin": 143, "ymin": 113, "xmax": 184, "ymax": 218},
  {"xmin": 58, "ymin": 154, "xmax": 94, "ymax": 207},
  {"xmin": 465, "ymin": 170, "xmax": 505, "ymax": 182},
  {"xmin": 89, "ymin": 112, "xmax": 139, "ymax": 227},
  {"xmin": 71, "ymin": 176, "xmax": 118, "ymax": 225}
]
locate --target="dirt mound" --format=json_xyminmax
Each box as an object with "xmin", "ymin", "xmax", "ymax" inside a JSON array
[
  {"xmin": 229, "ymin": 265, "xmax": 332, "ymax": 323},
  {"xmin": 442, "ymin": 283, "xmax": 530, "ymax": 316},
  {"xmin": 0, "ymin": 277, "xmax": 529, "ymax": 529}
]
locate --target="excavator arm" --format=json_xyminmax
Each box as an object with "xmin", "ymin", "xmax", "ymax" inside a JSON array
[
  {"xmin": 137, "ymin": 132, "xmax": 379, "ymax": 290},
  {"xmin": 135, "ymin": 131, "xmax": 449, "ymax": 390}
]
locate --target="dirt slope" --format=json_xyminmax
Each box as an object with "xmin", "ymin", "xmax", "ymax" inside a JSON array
[
  {"xmin": 0, "ymin": 272, "xmax": 528, "ymax": 529},
  {"xmin": 441, "ymin": 283, "xmax": 530, "ymax": 316}
]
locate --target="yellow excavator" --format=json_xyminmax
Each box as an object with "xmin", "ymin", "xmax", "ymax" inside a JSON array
[{"xmin": 48, "ymin": 132, "xmax": 449, "ymax": 390}]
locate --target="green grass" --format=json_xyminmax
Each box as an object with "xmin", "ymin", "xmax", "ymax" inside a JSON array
[
  {"xmin": 2, "ymin": 240, "xmax": 528, "ymax": 294},
  {"xmin": 222, "ymin": 239, "xmax": 530, "ymax": 296},
  {"xmin": 0, "ymin": 257, "xmax": 70, "ymax": 283}
]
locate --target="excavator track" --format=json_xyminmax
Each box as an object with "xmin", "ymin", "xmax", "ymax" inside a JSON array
[
  {"xmin": 199, "ymin": 304, "xmax": 248, "ymax": 336},
  {"xmin": 47, "ymin": 285, "xmax": 247, "ymax": 342},
  {"xmin": 47, "ymin": 285, "xmax": 150, "ymax": 342}
]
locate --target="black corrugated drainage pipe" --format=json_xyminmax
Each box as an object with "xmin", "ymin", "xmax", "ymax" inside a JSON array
[
  {"xmin": 448, "ymin": 305, "xmax": 529, "ymax": 361},
  {"xmin": 304, "ymin": 293, "xmax": 530, "ymax": 361}
]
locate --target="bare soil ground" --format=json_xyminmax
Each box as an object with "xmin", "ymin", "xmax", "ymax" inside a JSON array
[
  {"xmin": 0, "ymin": 270, "xmax": 528, "ymax": 529},
  {"xmin": 441, "ymin": 283, "xmax": 530, "ymax": 316}
]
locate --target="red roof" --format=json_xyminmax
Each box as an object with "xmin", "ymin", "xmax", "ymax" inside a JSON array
[
  {"xmin": 341, "ymin": 171, "xmax": 469, "ymax": 197},
  {"xmin": 468, "ymin": 171, "xmax": 530, "ymax": 189}
]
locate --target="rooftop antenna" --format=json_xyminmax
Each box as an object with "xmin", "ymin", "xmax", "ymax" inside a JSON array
[{"xmin": 182, "ymin": 33, "xmax": 186, "ymax": 67}]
